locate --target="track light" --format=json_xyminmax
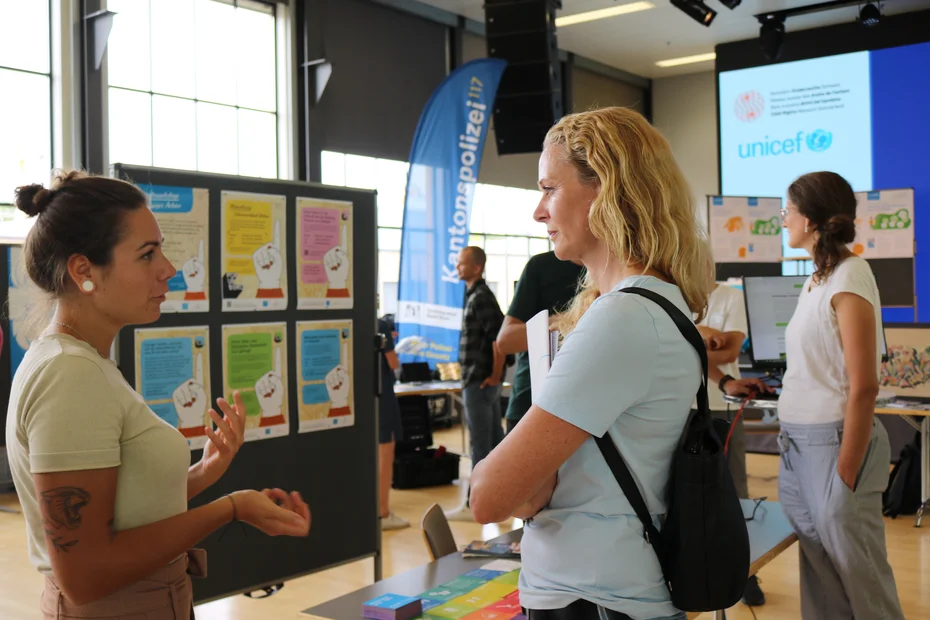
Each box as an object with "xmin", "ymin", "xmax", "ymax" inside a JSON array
[
  {"xmin": 718, "ymin": 0, "xmax": 741, "ymax": 9},
  {"xmin": 759, "ymin": 16, "xmax": 785, "ymax": 61},
  {"xmin": 671, "ymin": 0, "xmax": 717, "ymax": 26},
  {"xmin": 859, "ymin": 2, "xmax": 881, "ymax": 27}
]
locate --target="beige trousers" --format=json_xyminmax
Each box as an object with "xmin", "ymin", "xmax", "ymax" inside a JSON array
[{"xmin": 41, "ymin": 549, "xmax": 207, "ymax": 620}]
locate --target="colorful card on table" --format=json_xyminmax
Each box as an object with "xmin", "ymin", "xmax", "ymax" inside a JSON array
[
  {"xmin": 427, "ymin": 600, "xmax": 479, "ymax": 619},
  {"xmin": 491, "ymin": 570, "xmax": 521, "ymax": 586},
  {"xmin": 363, "ymin": 593, "xmax": 422, "ymax": 620}
]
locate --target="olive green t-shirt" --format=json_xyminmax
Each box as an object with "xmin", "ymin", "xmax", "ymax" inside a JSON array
[
  {"xmin": 5, "ymin": 334, "xmax": 190, "ymax": 575},
  {"xmin": 505, "ymin": 252, "xmax": 584, "ymax": 422}
]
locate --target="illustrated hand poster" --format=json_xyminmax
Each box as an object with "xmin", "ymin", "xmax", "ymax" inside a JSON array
[
  {"xmin": 296, "ymin": 197, "xmax": 353, "ymax": 309},
  {"xmin": 851, "ymin": 189, "xmax": 915, "ymax": 259},
  {"xmin": 222, "ymin": 322, "xmax": 289, "ymax": 441},
  {"xmin": 7, "ymin": 246, "xmax": 32, "ymax": 380},
  {"xmin": 296, "ymin": 320, "xmax": 354, "ymax": 433},
  {"xmin": 708, "ymin": 196, "xmax": 783, "ymax": 262},
  {"xmin": 141, "ymin": 185, "xmax": 209, "ymax": 312},
  {"xmin": 134, "ymin": 326, "xmax": 211, "ymax": 450},
  {"xmin": 221, "ymin": 191, "xmax": 287, "ymax": 311}
]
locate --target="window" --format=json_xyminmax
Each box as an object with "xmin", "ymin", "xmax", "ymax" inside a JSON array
[
  {"xmin": 321, "ymin": 151, "xmax": 550, "ymax": 315},
  {"xmin": 0, "ymin": 1, "xmax": 52, "ymax": 209},
  {"xmin": 107, "ymin": 0, "xmax": 278, "ymax": 177}
]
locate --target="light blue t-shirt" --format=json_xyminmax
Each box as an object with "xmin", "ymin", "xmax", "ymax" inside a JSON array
[{"xmin": 519, "ymin": 276, "xmax": 699, "ymax": 620}]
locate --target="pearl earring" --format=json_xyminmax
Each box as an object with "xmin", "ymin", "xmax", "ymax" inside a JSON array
[{"xmin": 82, "ymin": 280, "xmax": 95, "ymax": 292}]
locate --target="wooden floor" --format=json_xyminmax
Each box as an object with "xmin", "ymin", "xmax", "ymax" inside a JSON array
[{"xmin": 1, "ymin": 426, "xmax": 927, "ymax": 619}]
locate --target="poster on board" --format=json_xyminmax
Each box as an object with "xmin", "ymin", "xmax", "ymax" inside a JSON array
[
  {"xmin": 851, "ymin": 189, "xmax": 915, "ymax": 259},
  {"xmin": 880, "ymin": 326, "xmax": 930, "ymax": 401},
  {"xmin": 296, "ymin": 197, "xmax": 353, "ymax": 309},
  {"xmin": 134, "ymin": 326, "xmax": 211, "ymax": 450},
  {"xmin": 708, "ymin": 196, "xmax": 782, "ymax": 263},
  {"xmin": 141, "ymin": 185, "xmax": 209, "ymax": 313},
  {"xmin": 221, "ymin": 322, "xmax": 289, "ymax": 442},
  {"xmin": 7, "ymin": 246, "xmax": 30, "ymax": 380},
  {"xmin": 220, "ymin": 191, "xmax": 287, "ymax": 311},
  {"xmin": 296, "ymin": 320, "xmax": 354, "ymax": 433}
]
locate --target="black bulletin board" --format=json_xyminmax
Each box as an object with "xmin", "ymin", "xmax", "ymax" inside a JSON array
[{"xmin": 111, "ymin": 164, "xmax": 381, "ymax": 603}]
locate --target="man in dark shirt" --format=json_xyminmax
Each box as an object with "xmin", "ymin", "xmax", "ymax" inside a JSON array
[
  {"xmin": 446, "ymin": 246, "xmax": 505, "ymax": 522},
  {"xmin": 497, "ymin": 251, "xmax": 583, "ymax": 433}
]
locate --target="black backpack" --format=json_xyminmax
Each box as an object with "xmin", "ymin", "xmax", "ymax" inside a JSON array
[
  {"xmin": 594, "ymin": 287, "xmax": 750, "ymax": 612},
  {"xmin": 882, "ymin": 431, "xmax": 922, "ymax": 518}
]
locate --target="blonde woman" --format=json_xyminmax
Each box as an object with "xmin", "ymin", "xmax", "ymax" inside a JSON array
[{"xmin": 470, "ymin": 107, "xmax": 710, "ymax": 620}]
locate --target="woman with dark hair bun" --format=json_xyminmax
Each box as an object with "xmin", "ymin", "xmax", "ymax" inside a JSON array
[
  {"xmin": 776, "ymin": 171, "xmax": 903, "ymax": 619},
  {"xmin": 6, "ymin": 170, "xmax": 311, "ymax": 619}
]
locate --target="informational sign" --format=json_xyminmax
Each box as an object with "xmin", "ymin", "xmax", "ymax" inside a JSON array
[
  {"xmin": 134, "ymin": 326, "xmax": 211, "ymax": 450},
  {"xmin": 708, "ymin": 196, "xmax": 783, "ymax": 263},
  {"xmin": 851, "ymin": 189, "xmax": 915, "ymax": 259},
  {"xmin": 141, "ymin": 185, "xmax": 210, "ymax": 313},
  {"xmin": 296, "ymin": 320, "xmax": 354, "ymax": 433},
  {"xmin": 221, "ymin": 322, "xmax": 289, "ymax": 442},
  {"xmin": 221, "ymin": 191, "xmax": 287, "ymax": 311},
  {"xmin": 296, "ymin": 198, "xmax": 353, "ymax": 309}
]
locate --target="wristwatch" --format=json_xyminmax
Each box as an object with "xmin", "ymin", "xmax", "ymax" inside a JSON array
[{"xmin": 718, "ymin": 374, "xmax": 735, "ymax": 393}]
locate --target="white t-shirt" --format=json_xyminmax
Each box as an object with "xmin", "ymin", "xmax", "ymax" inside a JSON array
[
  {"xmin": 779, "ymin": 257, "xmax": 884, "ymax": 424},
  {"xmin": 5, "ymin": 334, "xmax": 191, "ymax": 575},
  {"xmin": 697, "ymin": 284, "xmax": 748, "ymax": 412}
]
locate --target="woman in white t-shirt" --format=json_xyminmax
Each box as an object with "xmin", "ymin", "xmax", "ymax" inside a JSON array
[
  {"xmin": 6, "ymin": 171, "xmax": 310, "ymax": 619},
  {"xmin": 775, "ymin": 171, "xmax": 904, "ymax": 619}
]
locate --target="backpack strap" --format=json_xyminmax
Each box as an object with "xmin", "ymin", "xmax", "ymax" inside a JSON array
[{"xmin": 592, "ymin": 286, "xmax": 710, "ymax": 581}]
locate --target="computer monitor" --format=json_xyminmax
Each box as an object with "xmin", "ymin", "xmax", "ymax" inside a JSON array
[
  {"xmin": 744, "ymin": 275, "xmax": 889, "ymax": 369},
  {"xmin": 743, "ymin": 276, "xmax": 807, "ymax": 369}
]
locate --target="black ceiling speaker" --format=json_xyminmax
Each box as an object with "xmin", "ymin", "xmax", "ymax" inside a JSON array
[
  {"xmin": 484, "ymin": 0, "xmax": 563, "ymax": 155},
  {"xmin": 759, "ymin": 16, "xmax": 786, "ymax": 61}
]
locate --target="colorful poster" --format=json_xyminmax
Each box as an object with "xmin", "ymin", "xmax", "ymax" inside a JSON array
[
  {"xmin": 221, "ymin": 322, "xmax": 289, "ymax": 441},
  {"xmin": 220, "ymin": 191, "xmax": 287, "ymax": 311},
  {"xmin": 851, "ymin": 189, "xmax": 915, "ymax": 259},
  {"xmin": 296, "ymin": 320, "xmax": 354, "ymax": 433},
  {"xmin": 881, "ymin": 326, "xmax": 930, "ymax": 400},
  {"xmin": 708, "ymin": 196, "xmax": 783, "ymax": 263},
  {"xmin": 134, "ymin": 326, "xmax": 211, "ymax": 450},
  {"xmin": 141, "ymin": 185, "xmax": 209, "ymax": 313},
  {"xmin": 296, "ymin": 197, "xmax": 353, "ymax": 309},
  {"xmin": 7, "ymin": 246, "xmax": 31, "ymax": 380}
]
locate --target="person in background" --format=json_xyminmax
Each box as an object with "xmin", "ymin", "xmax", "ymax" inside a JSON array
[
  {"xmin": 378, "ymin": 313, "xmax": 409, "ymax": 530},
  {"xmin": 496, "ymin": 252, "xmax": 583, "ymax": 434},
  {"xmin": 469, "ymin": 107, "xmax": 711, "ymax": 620},
  {"xmin": 773, "ymin": 172, "xmax": 903, "ymax": 619},
  {"xmin": 6, "ymin": 171, "xmax": 310, "ymax": 619},
  {"xmin": 445, "ymin": 246, "xmax": 506, "ymax": 522},
  {"xmin": 693, "ymin": 263, "xmax": 765, "ymax": 607}
]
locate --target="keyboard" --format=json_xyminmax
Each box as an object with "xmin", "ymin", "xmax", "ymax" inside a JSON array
[{"xmin": 751, "ymin": 391, "xmax": 780, "ymax": 401}]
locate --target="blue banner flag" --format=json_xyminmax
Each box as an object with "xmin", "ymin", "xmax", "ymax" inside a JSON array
[{"xmin": 396, "ymin": 58, "xmax": 507, "ymax": 367}]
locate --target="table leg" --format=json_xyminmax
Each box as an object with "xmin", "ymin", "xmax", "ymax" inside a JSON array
[{"xmin": 918, "ymin": 416, "xmax": 929, "ymax": 528}]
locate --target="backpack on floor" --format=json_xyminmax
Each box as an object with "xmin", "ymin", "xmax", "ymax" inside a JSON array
[
  {"xmin": 883, "ymin": 430, "xmax": 922, "ymax": 518},
  {"xmin": 594, "ymin": 287, "xmax": 750, "ymax": 613}
]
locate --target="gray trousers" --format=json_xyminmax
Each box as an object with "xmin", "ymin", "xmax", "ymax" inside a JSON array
[
  {"xmin": 713, "ymin": 409, "xmax": 748, "ymax": 499},
  {"xmin": 778, "ymin": 419, "xmax": 904, "ymax": 620},
  {"xmin": 462, "ymin": 382, "xmax": 504, "ymax": 470}
]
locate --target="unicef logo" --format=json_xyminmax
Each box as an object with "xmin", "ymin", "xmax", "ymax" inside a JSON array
[
  {"xmin": 734, "ymin": 91, "xmax": 764, "ymax": 122},
  {"xmin": 806, "ymin": 129, "xmax": 833, "ymax": 152}
]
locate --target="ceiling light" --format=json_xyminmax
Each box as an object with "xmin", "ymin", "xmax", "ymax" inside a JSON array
[
  {"xmin": 656, "ymin": 52, "xmax": 717, "ymax": 67},
  {"xmin": 859, "ymin": 2, "xmax": 881, "ymax": 27},
  {"xmin": 555, "ymin": 1, "xmax": 655, "ymax": 27},
  {"xmin": 718, "ymin": 0, "xmax": 741, "ymax": 8},
  {"xmin": 759, "ymin": 16, "xmax": 785, "ymax": 61},
  {"xmin": 671, "ymin": 0, "xmax": 717, "ymax": 26}
]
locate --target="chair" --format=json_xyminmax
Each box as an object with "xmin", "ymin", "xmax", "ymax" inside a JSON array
[{"xmin": 420, "ymin": 503, "xmax": 457, "ymax": 561}]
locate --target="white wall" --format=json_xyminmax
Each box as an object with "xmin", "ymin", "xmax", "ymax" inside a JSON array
[{"xmin": 652, "ymin": 71, "xmax": 718, "ymax": 226}]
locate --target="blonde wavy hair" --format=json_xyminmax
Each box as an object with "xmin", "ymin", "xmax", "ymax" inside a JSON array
[{"xmin": 549, "ymin": 107, "xmax": 711, "ymax": 334}]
